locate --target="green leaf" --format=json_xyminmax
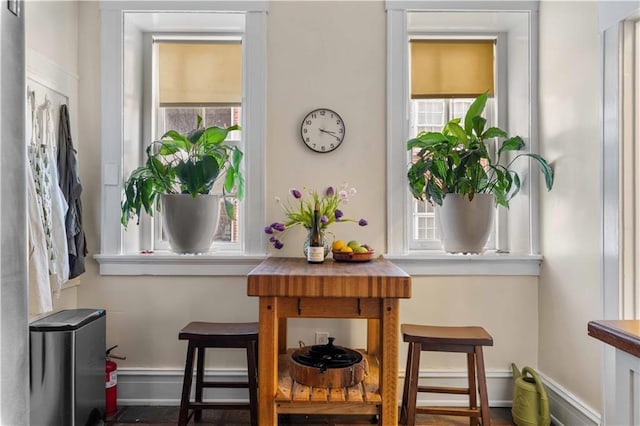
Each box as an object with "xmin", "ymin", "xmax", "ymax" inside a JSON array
[
  {"xmin": 444, "ymin": 121, "xmax": 468, "ymax": 145},
  {"xmin": 497, "ymin": 136, "xmax": 525, "ymax": 156},
  {"xmin": 224, "ymin": 199, "xmax": 235, "ymax": 219},
  {"xmin": 236, "ymin": 174, "xmax": 245, "ymax": 200},
  {"xmin": 161, "ymin": 130, "xmax": 190, "ymax": 148},
  {"xmin": 187, "ymin": 128, "xmax": 206, "ymax": 144},
  {"xmin": 472, "ymin": 116, "xmax": 486, "ymax": 138},
  {"xmin": 464, "ymin": 92, "xmax": 488, "ymax": 134},
  {"xmin": 407, "ymin": 133, "xmax": 450, "ymax": 152},
  {"xmin": 481, "ymin": 127, "xmax": 508, "ymax": 140},
  {"xmin": 518, "ymin": 153, "xmax": 554, "ymax": 190},
  {"xmin": 426, "ymin": 181, "xmax": 443, "ymax": 206},
  {"xmin": 232, "ymin": 146, "xmax": 243, "ymax": 170}
]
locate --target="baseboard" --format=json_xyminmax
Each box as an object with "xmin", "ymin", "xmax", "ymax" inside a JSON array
[
  {"xmin": 407, "ymin": 368, "xmax": 514, "ymax": 407},
  {"xmin": 538, "ymin": 371, "xmax": 601, "ymax": 426},
  {"xmin": 117, "ymin": 367, "xmax": 514, "ymax": 407},
  {"xmin": 117, "ymin": 367, "xmax": 602, "ymax": 426},
  {"xmin": 117, "ymin": 368, "xmax": 251, "ymax": 405}
]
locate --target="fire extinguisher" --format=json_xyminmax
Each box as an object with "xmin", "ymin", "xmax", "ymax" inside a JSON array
[{"xmin": 106, "ymin": 345, "xmax": 126, "ymax": 417}]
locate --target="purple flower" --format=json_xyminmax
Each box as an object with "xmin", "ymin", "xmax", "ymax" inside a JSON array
[
  {"xmin": 291, "ymin": 188, "xmax": 302, "ymax": 199},
  {"xmin": 334, "ymin": 209, "xmax": 344, "ymax": 220},
  {"xmin": 274, "ymin": 240, "xmax": 284, "ymax": 249},
  {"xmin": 358, "ymin": 219, "xmax": 368, "ymax": 226},
  {"xmin": 326, "ymin": 186, "xmax": 334, "ymax": 197},
  {"xmin": 269, "ymin": 236, "xmax": 276, "ymax": 242},
  {"xmin": 270, "ymin": 223, "xmax": 279, "ymax": 228},
  {"xmin": 264, "ymin": 226, "xmax": 273, "ymax": 234},
  {"xmin": 273, "ymin": 222, "xmax": 286, "ymax": 232},
  {"xmin": 320, "ymin": 215, "xmax": 328, "ymax": 223}
]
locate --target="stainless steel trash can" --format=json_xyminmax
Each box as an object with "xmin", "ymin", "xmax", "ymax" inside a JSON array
[{"xmin": 30, "ymin": 309, "xmax": 106, "ymax": 426}]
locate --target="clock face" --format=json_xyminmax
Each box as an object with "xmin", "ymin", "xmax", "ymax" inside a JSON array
[{"xmin": 300, "ymin": 108, "xmax": 345, "ymax": 153}]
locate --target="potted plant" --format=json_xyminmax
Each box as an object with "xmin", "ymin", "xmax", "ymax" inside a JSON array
[
  {"xmin": 121, "ymin": 115, "xmax": 243, "ymax": 253},
  {"xmin": 406, "ymin": 92, "xmax": 554, "ymax": 253}
]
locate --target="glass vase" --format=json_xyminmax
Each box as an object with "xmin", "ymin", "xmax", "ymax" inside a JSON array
[{"xmin": 303, "ymin": 228, "xmax": 333, "ymax": 259}]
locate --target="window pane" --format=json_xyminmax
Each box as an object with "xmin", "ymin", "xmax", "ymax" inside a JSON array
[
  {"xmin": 204, "ymin": 108, "xmax": 232, "ymax": 128},
  {"xmin": 164, "ymin": 108, "xmax": 200, "ymax": 135}
]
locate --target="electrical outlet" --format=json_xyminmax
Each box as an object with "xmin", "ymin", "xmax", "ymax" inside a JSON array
[{"xmin": 315, "ymin": 331, "xmax": 329, "ymax": 345}]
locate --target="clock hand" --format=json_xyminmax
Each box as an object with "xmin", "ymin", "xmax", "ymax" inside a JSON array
[
  {"xmin": 319, "ymin": 128, "xmax": 341, "ymax": 141},
  {"xmin": 319, "ymin": 128, "xmax": 337, "ymax": 135}
]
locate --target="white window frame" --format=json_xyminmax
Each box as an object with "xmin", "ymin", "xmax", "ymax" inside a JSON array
[
  {"xmin": 385, "ymin": 1, "xmax": 543, "ymax": 276},
  {"xmin": 95, "ymin": 1, "xmax": 268, "ymax": 276}
]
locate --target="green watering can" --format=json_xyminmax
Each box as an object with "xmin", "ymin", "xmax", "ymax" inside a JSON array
[{"xmin": 511, "ymin": 363, "xmax": 550, "ymax": 426}]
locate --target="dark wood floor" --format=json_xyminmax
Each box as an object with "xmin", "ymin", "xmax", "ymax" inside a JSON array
[{"xmin": 105, "ymin": 406, "xmax": 515, "ymax": 425}]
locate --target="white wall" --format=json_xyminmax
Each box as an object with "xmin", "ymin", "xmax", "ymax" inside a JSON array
[{"xmin": 538, "ymin": 0, "xmax": 602, "ymax": 413}]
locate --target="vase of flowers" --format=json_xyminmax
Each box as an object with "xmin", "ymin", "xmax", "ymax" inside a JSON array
[
  {"xmin": 302, "ymin": 228, "xmax": 333, "ymax": 259},
  {"xmin": 265, "ymin": 183, "xmax": 368, "ymax": 256}
]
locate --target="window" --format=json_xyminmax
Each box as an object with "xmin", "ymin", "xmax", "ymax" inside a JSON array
[
  {"xmin": 97, "ymin": 2, "xmax": 267, "ymax": 275},
  {"xmin": 155, "ymin": 105, "xmax": 242, "ymax": 249},
  {"xmin": 409, "ymin": 98, "xmax": 496, "ymax": 250},
  {"xmin": 616, "ymin": 17, "xmax": 640, "ymax": 319},
  {"xmin": 151, "ymin": 40, "xmax": 244, "ymax": 251},
  {"xmin": 385, "ymin": 2, "xmax": 542, "ymax": 275}
]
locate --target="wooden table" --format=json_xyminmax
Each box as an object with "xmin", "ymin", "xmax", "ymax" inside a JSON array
[
  {"xmin": 247, "ymin": 257, "xmax": 411, "ymax": 425},
  {"xmin": 588, "ymin": 320, "xmax": 640, "ymax": 425}
]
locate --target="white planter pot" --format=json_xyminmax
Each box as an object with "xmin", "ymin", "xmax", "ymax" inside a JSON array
[
  {"xmin": 161, "ymin": 194, "xmax": 220, "ymax": 254},
  {"xmin": 437, "ymin": 193, "xmax": 495, "ymax": 254}
]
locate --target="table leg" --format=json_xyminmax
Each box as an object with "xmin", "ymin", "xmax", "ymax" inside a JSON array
[
  {"xmin": 380, "ymin": 299, "xmax": 399, "ymax": 426},
  {"xmin": 367, "ymin": 318, "xmax": 380, "ymax": 358},
  {"xmin": 258, "ymin": 297, "xmax": 278, "ymax": 425},
  {"xmin": 278, "ymin": 317, "xmax": 287, "ymax": 354}
]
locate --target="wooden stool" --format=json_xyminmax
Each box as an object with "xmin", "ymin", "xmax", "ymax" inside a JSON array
[
  {"xmin": 400, "ymin": 324, "xmax": 493, "ymax": 426},
  {"xmin": 178, "ymin": 322, "xmax": 258, "ymax": 426}
]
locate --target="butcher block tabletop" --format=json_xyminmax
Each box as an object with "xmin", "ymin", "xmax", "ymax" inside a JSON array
[
  {"xmin": 588, "ymin": 320, "xmax": 640, "ymax": 358},
  {"xmin": 247, "ymin": 257, "xmax": 411, "ymax": 298}
]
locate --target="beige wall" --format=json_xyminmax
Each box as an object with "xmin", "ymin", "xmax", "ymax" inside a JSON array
[
  {"xmin": 70, "ymin": 0, "xmax": 539, "ymax": 377},
  {"xmin": 26, "ymin": 0, "xmax": 77, "ymax": 70},
  {"xmin": 31, "ymin": 0, "xmax": 603, "ymax": 413},
  {"xmin": 539, "ymin": 0, "xmax": 602, "ymax": 411},
  {"xmin": 25, "ymin": 0, "xmax": 79, "ymax": 316}
]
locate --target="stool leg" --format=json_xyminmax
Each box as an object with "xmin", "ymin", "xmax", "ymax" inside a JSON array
[
  {"xmin": 405, "ymin": 342, "xmax": 421, "ymax": 426},
  {"xmin": 179, "ymin": 341, "xmax": 196, "ymax": 426},
  {"xmin": 474, "ymin": 346, "xmax": 491, "ymax": 426},
  {"xmin": 246, "ymin": 340, "xmax": 259, "ymax": 426},
  {"xmin": 467, "ymin": 352, "xmax": 477, "ymax": 426},
  {"xmin": 194, "ymin": 346, "xmax": 205, "ymax": 421},
  {"xmin": 400, "ymin": 341, "xmax": 414, "ymax": 424}
]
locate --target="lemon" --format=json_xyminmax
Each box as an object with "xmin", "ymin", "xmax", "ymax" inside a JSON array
[
  {"xmin": 347, "ymin": 240, "xmax": 361, "ymax": 249},
  {"xmin": 340, "ymin": 246, "xmax": 354, "ymax": 253},
  {"xmin": 353, "ymin": 246, "xmax": 368, "ymax": 253},
  {"xmin": 332, "ymin": 240, "xmax": 346, "ymax": 251}
]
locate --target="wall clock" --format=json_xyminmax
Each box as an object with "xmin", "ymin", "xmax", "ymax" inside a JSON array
[{"xmin": 300, "ymin": 108, "xmax": 345, "ymax": 153}]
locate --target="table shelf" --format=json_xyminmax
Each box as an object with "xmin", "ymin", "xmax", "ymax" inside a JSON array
[{"xmin": 276, "ymin": 350, "xmax": 381, "ymax": 415}]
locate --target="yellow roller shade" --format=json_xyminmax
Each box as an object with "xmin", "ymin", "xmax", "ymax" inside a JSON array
[
  {"xmin": 158, "ymin": 42, "xmax": 242, "ymax": 106},
  {"xmin": 410, "ymin": 40, "xmax": 494, "ymax": 99}
]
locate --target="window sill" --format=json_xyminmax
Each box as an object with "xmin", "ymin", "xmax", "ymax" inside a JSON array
[
  {"xmin": 384, "ymin": 251, "xmax": 543, "ymax": 276},
  {"xmin": 94, "ymin": 253, "xmax": 267, "ymax": 276},
  {"xmin": 95, "ymin": 251, "xmax": 541, "ymax": 277}
]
